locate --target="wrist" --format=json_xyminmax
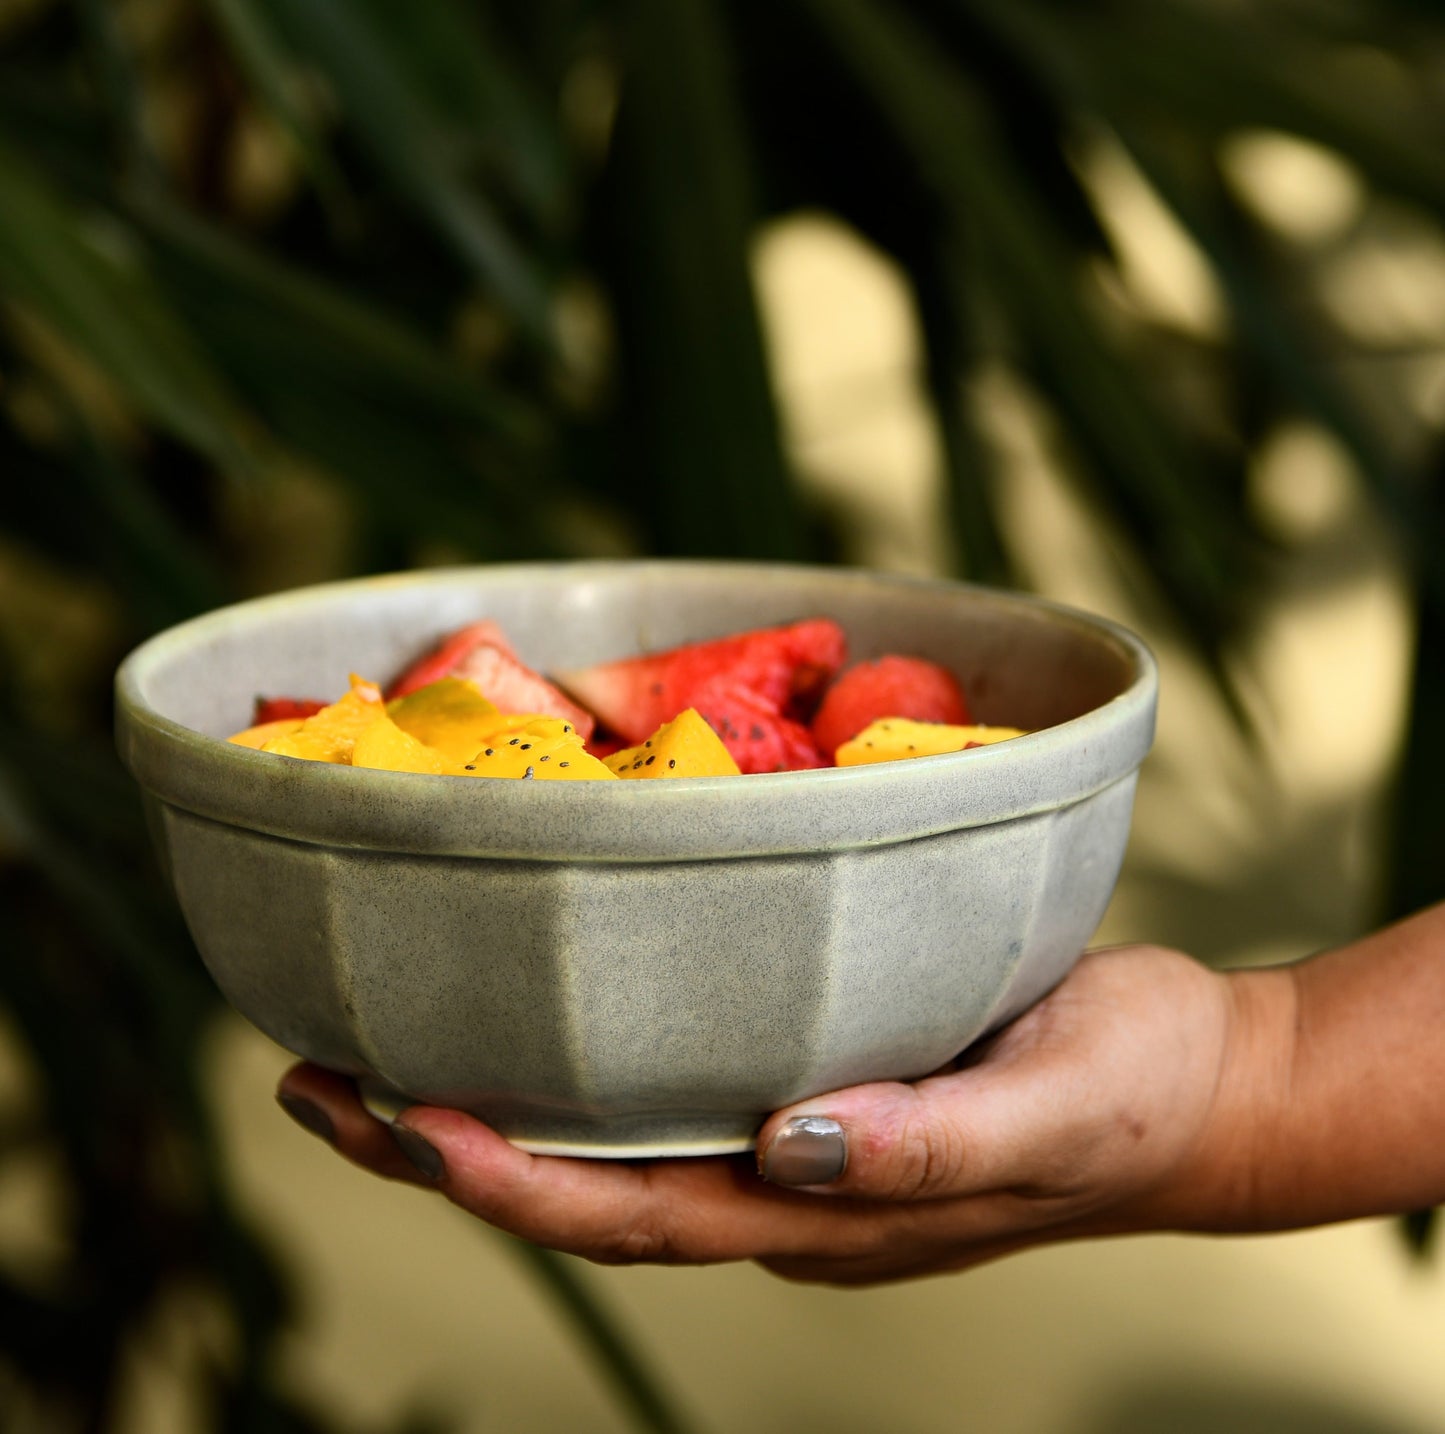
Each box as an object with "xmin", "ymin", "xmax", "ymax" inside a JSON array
[{"xmin": 1158, "ymin": 960, "xmax": 1302, "ymax": 1233}]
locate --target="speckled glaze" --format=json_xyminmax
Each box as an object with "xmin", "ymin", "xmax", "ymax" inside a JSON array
[{"xmin": 115, "ymin": 562, "xmax": 1156, "ymax": 1156}]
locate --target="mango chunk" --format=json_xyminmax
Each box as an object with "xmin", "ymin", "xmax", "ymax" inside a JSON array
[
  {"xmin": 261, "ymin": 676, "xmax": 385, "ymax": 764},
  {"xmin": 605, "ymin": 708, "xmax": 742, "ymax": 779},
  {"xmin": 351, "ymin": 713, "xmax": 449, "ymax": 774},
  {"xmin": 458, "ymin": 714, "xmax": 616, "ymax": 781},
  {"xmin": 836, "ymin": 717, "xmax": 1027, "ymax": 767},
  {"xmin": 386, "ymin": 677, "xmax": 500, "ymax": 763},
  {"xmin": 228, "ymin": 717, "xmax": 305, "ymax": 750}
]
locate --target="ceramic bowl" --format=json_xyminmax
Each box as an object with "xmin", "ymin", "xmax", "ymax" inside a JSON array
[{"xmin": 116, "ymin": 561, "xmax": 1156, "ymax": 1157}]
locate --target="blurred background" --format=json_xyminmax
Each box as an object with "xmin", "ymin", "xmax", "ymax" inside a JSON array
[{"xmin": 1, "ymin": 0, "xmax": 1444, "ymax": 1430}]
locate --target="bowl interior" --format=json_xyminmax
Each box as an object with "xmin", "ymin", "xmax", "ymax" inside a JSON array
[{"xmin": 134, "ymin": 561, "xmax": 1143, "ymax": 741}]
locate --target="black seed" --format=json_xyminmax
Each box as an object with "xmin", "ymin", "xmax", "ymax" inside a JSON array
[
  {"xmin": 645, "ymin": 755, "xmax": 655, "ymax": 765},
  {"xmin": 520, "ymin": 743, "xmax": 532, "ymax": 750},
  {"xmin": 668, "ymin": 758, "xmax": 676, "ymax": 768},
  {"xmin": 523, "ymin": 765, "xmax": 535, "ymax": 779},
  {"xmin": 539, "ymin": 754, "xmax": 550, "ymax": 761},
  {"xmin": 484, "ymin": 748, "xmax": 494, "ymax": 756},
  {"xmin": 509, "ymin": 737, "xmax": 520, "ymax": 745},
  {"xmin": 645, "ymin": 739, "xmax": 652, "ymax": 747},
  {"xmin": 750, "ymin": 724, "xmax": 764, "ymax": 741},
  {"xmin": 559, "ymin": 761, "xmax": 570, "ymax": 768},
  {"xmin": 563, "ymin": 724, "xmax": 571, "ymax": 733},
  {"xmin": 464, "ymin": 764, "xmax": 475, "ymax": 771}
]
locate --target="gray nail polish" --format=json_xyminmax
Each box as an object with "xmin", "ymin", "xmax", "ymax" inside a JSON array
[
  {"xmin": 392, "ymin": 1122, "xmax": 445, "ymax": 1181},
  {"xmin": 277, "ymin": 1092, "xmax": 335, "ymax": 1145},
  {"xmin": 762, "ymin": 1116, "xmax": 846, "ymax": 1187}
]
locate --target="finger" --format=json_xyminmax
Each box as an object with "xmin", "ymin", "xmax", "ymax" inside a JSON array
[
  {"xmin": 755, "ymin": 1060, "xmax": 1086, "ymax": 1203},
  {"xmin": 757, "ymin": 1224, "xmax": 1054, "ymax": 1288},
  {"xmin": 276, "ymin": 1063, "xmax": 432, "ymax": 1186},
  {"xmin": 390, "ymin": 1105, "xmax": 898, "ymax": 1266}
]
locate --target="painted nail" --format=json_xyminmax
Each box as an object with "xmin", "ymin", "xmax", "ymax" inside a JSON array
[
  {"xmin": 761, "ymin": 1116, "xmax": 846, "ymax": 1187},
  {"xmin": 277, "ymin": 1092, "xmax": 335, "ymax": 1145},
  {"xmin": 392, "ymin": 1121, "xmax": 445, "ymax": 1181}
]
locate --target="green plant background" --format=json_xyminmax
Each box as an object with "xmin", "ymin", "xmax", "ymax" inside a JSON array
[{"xmin": 0, "ymin": 1, "xmax": 1442, "ymax": 1430}]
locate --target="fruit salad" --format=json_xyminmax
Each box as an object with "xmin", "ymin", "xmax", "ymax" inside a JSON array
[{"xmin": 228, "ymin": 618, "xmax": 1025, "ymax": 779}]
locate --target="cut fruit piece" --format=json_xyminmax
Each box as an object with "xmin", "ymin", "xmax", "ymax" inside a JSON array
[
  {"xmin": 352, "ymin": 714, "xmax": 449, "ymax": 774},
  {"xmin": 604, "ymin": 708, "xmax": 742, "ymax": 779},
  {"xmin": 228, "ymin": 717, "xmax": 305, "ymax": 749},
  {"xmin": 387, "ymin": 623, "xmax": 595, "ymax": 741},
  {"xmin": 555, "ymin": 618, "xmax": 846, "ymax": 745},
  {"xmin": 253, "ymin": 696, "xmax": 326, "ymax": 724},
  {"xmin": 811, "ymin": 656, "xmax": 971, "ymax": 761},
  {"xmin": 835, "ymin": 718, "xmax": 1026, "ymax": 767},
  {"xmin": 691, "ymin": 681, "xmax": 826, "ymax": 773},
  {"xmin": 386, "ymin": 677, "xmax": 500, "ymax": 763},
  {"xmin": 386, "ymin": 620, "xmax": 516, "ymax": 697},
  {"xmin": 456, "ymin": 715, "xmax": 615, "ymax": 780},
  {"xmin": 261, "ymin": 676, "xmax": 386, "ymax": 764}
]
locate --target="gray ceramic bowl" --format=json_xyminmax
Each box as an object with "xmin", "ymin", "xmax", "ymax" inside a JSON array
[{"xmin": 116, "ymin": 561, "xmax": 1156, "ymax": 1157}]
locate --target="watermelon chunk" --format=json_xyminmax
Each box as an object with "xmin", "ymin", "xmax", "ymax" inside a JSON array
[
  {"xmin": 810, "ymin": 655, "xmax": 972, "ymax": 762},
  {"xmin": 554, "ymin": 618, "xmax": 846, "ymax": 746},
  {"xmin": 253, "ymin": 696, "xmax": 327, "ymax": 725},
  {"xmin": 387, "ymin": 622, "xmax": 595, "ymax": 741},
  {"xmin": 386, "ymin": 621, "xmax": 516, "ymax": 698},
  {"xmin": 691, "ymin": 681, "xmax": 826, "ymax": 774}
]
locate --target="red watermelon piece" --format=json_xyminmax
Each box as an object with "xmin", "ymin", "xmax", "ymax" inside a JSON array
[
  {"xmin": 387, "ymin": 621, "xmax": 595, "ymax": 741},
  {"xmin": 554, "ymin": 618, "xmax": 846, "ymax": 746},
  {"xmin": 810, "ymin": 655, "xmax": 972, "ymax": 761},
  {"xmin": 386, "ymin": 620, "xmax": 516, "ymax": 698},
  {"xmin": 691, "ymin": 681, "xmax": 827, "ymax": 773},
  {"xmin": 252, "ymin": 696, "xmax": 327, "ymax": 724}
]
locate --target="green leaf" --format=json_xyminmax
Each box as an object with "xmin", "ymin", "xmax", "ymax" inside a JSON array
[
  {"xmin": 0, "ymin": 138, "xmax": 259, "ymax": 479},
  {"xmin": 503, "ymin": 1237, "xmax": 697, "ymax": 1434},
  {"xmin": 255, "ymin": 0, "xmax": 561, "ymax": 344},
  {"xmin": 951, "ymin": 0, "xmax": 1445, "ymax": 608},
  {"xmin": 128, "ymin": 193, "xmax": 565, "ymax": 559},
  {"xmin": 804, "ymin": 0, "xmax": 1251, "ymax": 638},
  {"xmin": 1043, "ymin": 1, "xmax": 1445, "ymax": 217},
  {"xmin": 73, "ymin": 0, "xmax": 162, "ymax": 185},
  {"xmin": 595, "ymin": 0, "xmax": 805, "ymax": 559},
  {"xmin": 198, "ymin": 0, "xmax": 352, "ymax": 220},
  {"xmin": 909, "ymin": 238, "xmax": 1015, "ymax": 587},
  {"xmin": 1400, "ymin": 1207, "xmax": 1439, "ymax": 1260},
  {"xmin": 1386, "ymin": 569, "xmax": 1445, "ymax": 920}
]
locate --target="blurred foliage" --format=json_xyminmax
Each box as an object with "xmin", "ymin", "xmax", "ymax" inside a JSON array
[{"xmin": 1, "ymin": 0, "xmax": 1444, "ymax": 1426}]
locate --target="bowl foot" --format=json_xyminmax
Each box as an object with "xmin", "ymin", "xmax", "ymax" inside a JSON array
[{"xmin": 357, "ymin": 1078, "xmax": 760, "ymax": 1159}]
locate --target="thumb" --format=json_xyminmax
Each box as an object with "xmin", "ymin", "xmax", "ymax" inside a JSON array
[{"xmin": 756, "ymin": 1065, "xmax": 1072, "ymax": 1201}]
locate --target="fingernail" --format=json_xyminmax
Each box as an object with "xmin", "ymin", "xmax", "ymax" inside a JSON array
[
  {"xmin": 277, "ymin": 1092, "xmax": 335, "ymax": 1145},
  {"xmin": 761, "ymin": 1116, "xmax": 846, "ymax": 1187},
  {"xmin": 392, "ymin": 1121, "xmax": 445, "ymax": 1182}
]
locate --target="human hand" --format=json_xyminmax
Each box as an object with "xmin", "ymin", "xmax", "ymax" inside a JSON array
[{"xmin": 276, "ymin": 944, "xmax": 1286, "ymax": 1286}]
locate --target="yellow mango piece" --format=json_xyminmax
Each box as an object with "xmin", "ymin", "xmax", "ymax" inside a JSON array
[
  {"xmin": 262, "ymin": 677, "xmax": 385, "ymax": 764},
  {"xmin": 474, "ymin": 712, "xmax": 584, "ymax": 745},
  {"xmin": 458, "ymin": 716, "xmax": 616, "ymax": 780},
  {"xmin": 605, "ymin": 708, "xmax": 742, "ymax": 779},
  {"xmin": 228, "ymin": 717, "xmax": 305, "ymax": 749},
  {"xmin": 386, "ymin": 678, "xmax": 500, "ymax": 763},
  {"xmin": 836, "ymin": 717, "xmax": 1027, "ymax": 767},
  {"xmin": 351, "ymin": 713, "xmax": 449, "ymax": 774}
]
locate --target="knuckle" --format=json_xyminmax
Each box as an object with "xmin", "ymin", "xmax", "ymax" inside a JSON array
[
  {"xmin": 588, "ymin": 1213, "xmax": 690, "ymax": 1266},
  {"xmin": 881, "ymin": 1110, "xmax": 968, "ymax": 1200}
]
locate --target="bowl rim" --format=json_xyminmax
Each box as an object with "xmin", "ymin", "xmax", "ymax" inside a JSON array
[{"xmin": 115, "ymin": 560, "xmax": 1157, "ymax": 861}]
